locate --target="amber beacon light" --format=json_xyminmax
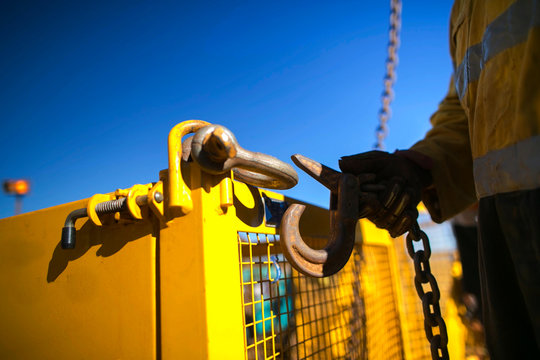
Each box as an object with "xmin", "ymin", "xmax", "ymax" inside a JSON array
[{"xmin": 3, "ymin": 179, "xmax": 31, "ymax": 215}]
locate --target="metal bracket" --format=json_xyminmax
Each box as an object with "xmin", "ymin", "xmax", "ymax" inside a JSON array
[{"xmin": 62, "ymin": 120, "xmax": 298, "ymax": 250}]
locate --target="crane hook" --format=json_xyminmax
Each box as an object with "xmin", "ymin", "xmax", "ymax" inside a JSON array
[{"xmin": 280, "ymin": 154, "xmax": 359, "ymax": 277}]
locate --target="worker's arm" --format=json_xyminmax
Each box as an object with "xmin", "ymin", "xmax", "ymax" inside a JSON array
[
  {"xmin": 409, "ymin": 76, "xmax": 476, "ymax": 223},
  {"xmin": 339, "ymin": 78, "xmax": 475, "ymax": 233},
  {"xmin": 340, "ymin": 3, "xmax": 475, "ymax": 232}
]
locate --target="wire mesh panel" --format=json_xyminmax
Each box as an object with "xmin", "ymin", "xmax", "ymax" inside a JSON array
[
  {"xmin": 361, "ymin": 244, "xmax": 405, "ymax": 360},
  {"xmin": 236, "ymin": 212, "xmax": 457, "ymax": 359},
  {"xmin": 238, "ymin": 232, "xmax": 367, "ymax": 360},
  {"xmin": 292, "ymin": 242, "xmax": 365, "ymax": 359},
  {"xmin": 239, "ymin": 232, "xmax": 284, "ymax": 359},
  {"xmin": 393, "ymin": 239, "xmax": 427, "ymax": 359}
]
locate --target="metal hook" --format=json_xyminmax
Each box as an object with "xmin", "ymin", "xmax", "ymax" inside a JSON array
[{"xmin": 280, "ymin": 154, "xmax": 359, "ymax": 278}]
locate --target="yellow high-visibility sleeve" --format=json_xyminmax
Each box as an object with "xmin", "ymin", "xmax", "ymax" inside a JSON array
[{"xmin": 410, "ymin": 77, "xmax": 476, "ymax": 223}]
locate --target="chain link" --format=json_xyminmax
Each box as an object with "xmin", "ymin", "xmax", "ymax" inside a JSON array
[
  {"xmin": 375, "ymin": 0, "xmax": 402, "ymax": 150},
  {"xmin": 406, "ymin": 222, "xmax": 450, "ymax": 360}
]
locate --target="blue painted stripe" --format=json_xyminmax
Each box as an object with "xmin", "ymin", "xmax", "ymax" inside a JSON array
[{"xmin": 455, "ymin": 0, "xmax": 540, "ymax": 100}]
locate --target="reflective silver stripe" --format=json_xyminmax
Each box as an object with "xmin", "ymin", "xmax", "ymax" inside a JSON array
[
  {"xmin": 473, "ymin": 135, "xmax": 540, "ymax": 198},
  {"xmin": 455, "ymin": 0, "xmax": 540, "ymax": 100}
]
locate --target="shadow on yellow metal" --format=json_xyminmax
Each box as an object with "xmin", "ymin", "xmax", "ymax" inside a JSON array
[
  {"xmin": 0, "ymin": 199, "xmax": 158, "ymax": 358},
  {"xmin": 0, "ymin": 121, "xmax": 466, "ymax": 359}
]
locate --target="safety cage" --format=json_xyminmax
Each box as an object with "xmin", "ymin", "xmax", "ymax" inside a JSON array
[{"xmin": 0, "ymin": 122, "xmax": 465, "ymax": 359}]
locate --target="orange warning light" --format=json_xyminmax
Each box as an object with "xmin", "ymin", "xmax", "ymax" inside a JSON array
[{"xmin": 3, "ymin": 179, "xmax": 31, "ymax": 196}]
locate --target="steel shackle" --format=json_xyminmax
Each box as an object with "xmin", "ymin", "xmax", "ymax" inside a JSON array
[
  {"xmin": 279, "ymin": 154, "xmax": 360, "ymax": 278},
  {"xmin": 190, "ymin": 124, "xmax": 298, "ymax": 190}
]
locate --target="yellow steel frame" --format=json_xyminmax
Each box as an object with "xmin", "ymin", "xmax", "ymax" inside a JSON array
[{"xmin": 0, "ymin": 122, "xmax": 465, "ymax": 359}]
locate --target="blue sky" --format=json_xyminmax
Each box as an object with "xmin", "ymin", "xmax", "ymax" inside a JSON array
[{"xmin": 0, "ymin": 1, "xmax": 454, "ymax": 218}]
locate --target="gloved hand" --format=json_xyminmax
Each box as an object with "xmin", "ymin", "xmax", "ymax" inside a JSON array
[{"xmin": 339, "ymin": 150, "xmax": 433, "ymax": 237}]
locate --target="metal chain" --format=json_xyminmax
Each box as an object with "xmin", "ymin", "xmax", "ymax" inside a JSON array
[
  {"xmin": 373, "ymin": 1, "xmax": 448, "ymax": 357},
  {"xmin": 375, "ymin": 0, "xmax": 402, "ymax": 150},
  {"xmin": 406, "ymin": 222, "xmax": 450, "ymax": 360}
]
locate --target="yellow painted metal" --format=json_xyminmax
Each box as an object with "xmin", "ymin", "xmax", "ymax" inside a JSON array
[
  {"xmin": 87, "ymin": 183, "xmax": 155, "ymax": 225},
  {"xmin": 446, "ymin": 261, "xmax": 466, "ymax": 360},
  {"xmin": 126, "ymin": 183, "xmax": 152, "ymax": 219},
  {"xmin": 87, "ymin": 193, "xmax": 115, "ymax": 226},
  {"xmin": 147, "ymin": 181, "xmax": 165, "ymax": 220},
  {"xmin": 167, "ymin": 119, "xmax": 209, "ymax": 215},
  {"xmin": 158, "ymin": 163, "xmax": 245, "ymax": 359},
  {"xmin": 220, "ymin": 176, "xmax": 234, "ymax": 210},
  {"xmin": 446, "ymin": 296, "xmax": 467, "ymax": 360},
  {"xmin": 0, "ymin": 119, "xmax": 466, "ymax": 359},
  {"xmin": 0, "ymin": 162, "xmax": 247, "ymax": 359},
  {"xmin": 0, "ymin": 199, "xmax": 158, "ymax": 359},
  {"xmin": 360, "ymin": 220, "xmax": 406, "ymax": 359}
]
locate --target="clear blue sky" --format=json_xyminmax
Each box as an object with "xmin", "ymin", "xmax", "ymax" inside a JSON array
[{"xmin": 0, "ymin": 0, "xmax": 454, "ymax": 218}]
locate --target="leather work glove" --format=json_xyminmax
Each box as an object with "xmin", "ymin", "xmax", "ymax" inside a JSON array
[{"xmin": 339, "ymin": 150, "xmax": 433, "ymax": 237}]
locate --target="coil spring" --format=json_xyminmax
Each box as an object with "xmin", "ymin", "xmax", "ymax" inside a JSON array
[{"xmin": 95, "ymin": 198, "xmax": 127, "ymax": 214}]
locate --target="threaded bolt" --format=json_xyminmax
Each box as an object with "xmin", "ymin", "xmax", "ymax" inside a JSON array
[{"xmin": 95, "ymin": 197, "xmax": 127, "ymax": 214}]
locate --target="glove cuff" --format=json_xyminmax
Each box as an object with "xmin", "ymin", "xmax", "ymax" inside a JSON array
[
  {"xmin": 394, "ymin": 149, "xmax": 433, "ymax": 189},
  {"xmin": 394, "ymin": 149, "xmax": 434, "ymax": 170}
]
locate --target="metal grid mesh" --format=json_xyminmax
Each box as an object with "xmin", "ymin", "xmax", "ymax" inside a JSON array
[
  {"xmin": 238, "ymin": 232, "xmax": 368, "ymax": 360},
  {"xmin": 237, "ymin": 217, "xmax": 456, "ymax": 359},
  {"xmin": 362, "ymin": 244, "xmax": 404, "ymax": 360}
]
